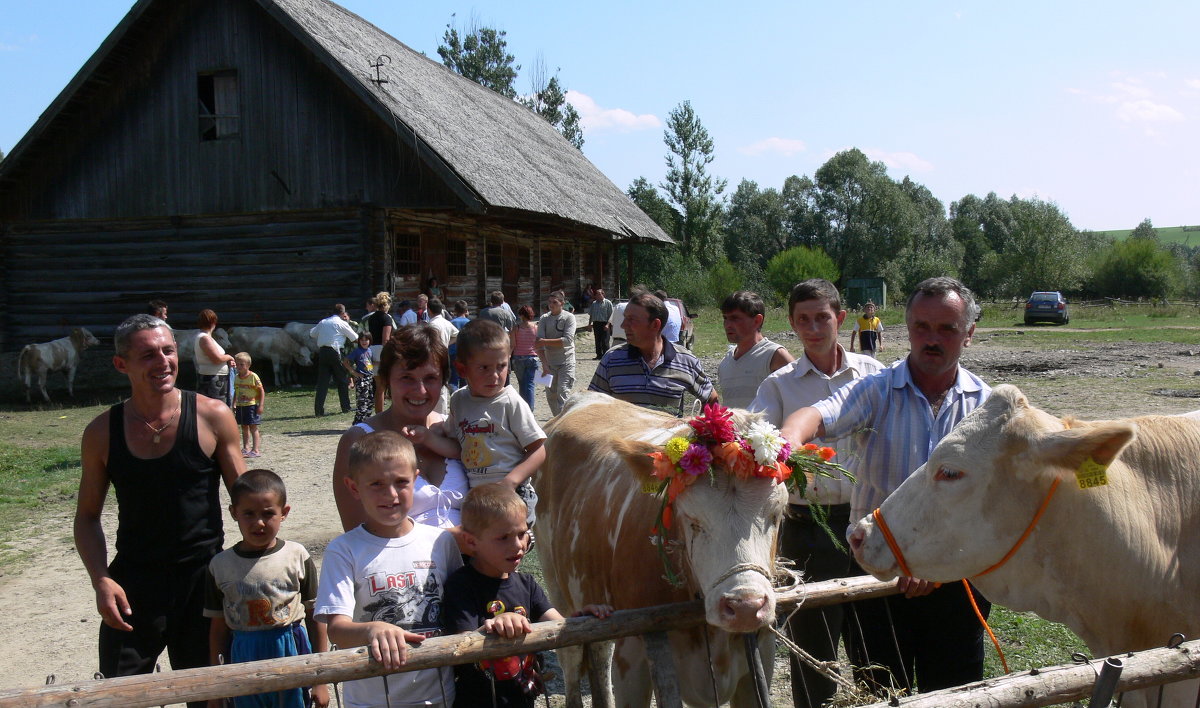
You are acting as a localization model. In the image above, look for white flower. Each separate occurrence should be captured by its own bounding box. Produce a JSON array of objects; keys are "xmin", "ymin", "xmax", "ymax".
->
[{"xmin": 745, "ymin": 421, "xmax": 786, "ymax": 466}]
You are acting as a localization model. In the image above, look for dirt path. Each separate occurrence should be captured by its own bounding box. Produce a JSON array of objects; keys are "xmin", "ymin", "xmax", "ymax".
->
[{"xmin": 5, "ymin": 330, "xmax": 1200, "ymax": 702}]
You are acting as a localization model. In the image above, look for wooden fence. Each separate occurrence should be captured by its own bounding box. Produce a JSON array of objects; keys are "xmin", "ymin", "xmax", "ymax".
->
[{"xmin": 2, "ymin": 574, "xmax": 1195, "ymax": 707}]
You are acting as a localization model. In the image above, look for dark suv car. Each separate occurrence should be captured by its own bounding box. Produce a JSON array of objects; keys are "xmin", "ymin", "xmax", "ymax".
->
[{"xmin": 1024, "ymin": 291, "xmax": 1069, "ymax": 325}]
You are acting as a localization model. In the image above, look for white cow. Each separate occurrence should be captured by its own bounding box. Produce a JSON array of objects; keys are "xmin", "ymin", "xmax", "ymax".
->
[
  {"xmin": 174, "ymin": 328, "xmax": 232, "ymax": 366},
  {"xmin": 283, "ymin": 321, "xmax": 314, "ymax": 349},
  {"xmin": 538, "ymin": 393, "xmax": 788, "ymax": 707},
  {"xmin": 17, "ymin": 328, "xmax": 100, "ymax": 403},
  {"xmin": 850, "ymin": 384, "xmax": 1200, "ymax": 707},
  {"xmin": 228, "ymin": 326, "xmax": 313, "ymax": 386}
]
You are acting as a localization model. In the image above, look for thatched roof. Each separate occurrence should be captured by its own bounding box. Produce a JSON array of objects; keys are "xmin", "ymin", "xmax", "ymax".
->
[{"xmin": 1, "ymin": 0, "xmax": 671, "ymax": 244}]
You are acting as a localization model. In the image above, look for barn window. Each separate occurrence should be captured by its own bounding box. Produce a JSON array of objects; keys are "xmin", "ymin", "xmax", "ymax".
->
[
  {"xmin": 447, "ymin": 239, "xmax": 467, "ymax": 277},
  {"xmin": 518, "ymin": 246, "xmax": 531, "ymax": 278},
  {"xmin": 198, "ymin": 70, "xmax": 239, "ymax": 141},
  {"xmin": 393, "ymin": 229, "xmax": 420, "ymax": 276},
  {"xmin": 540, "ymin": 248, "xmax": 553, "ymax": 278},
  {"xmin": 486, "ymin": 242, "xmax": 502, "ymax": 278}
]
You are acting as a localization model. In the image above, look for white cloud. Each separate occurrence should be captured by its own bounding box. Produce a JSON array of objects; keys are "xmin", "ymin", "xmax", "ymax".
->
[
  {"xmin": 738, "ymin": 137, "xmax": 807, "ymax": 157},
  {"xmin": 1116, "ymin": 99, "xmax": 1184, "ymax": 123},
  {"xmin": 862, "ymin": 149, "xmax": 934, "ymax": 173},
  {"xmin": 1111, "ymin": 81, "xmax": 1151, "ymax": 99},
  {"xmin": 1185, "ymin": 78, "xmax": 1200, "ymax": 90},
  {"xmin": 565, "ymin": 90, "xmax": 660, "ymax": 133}
]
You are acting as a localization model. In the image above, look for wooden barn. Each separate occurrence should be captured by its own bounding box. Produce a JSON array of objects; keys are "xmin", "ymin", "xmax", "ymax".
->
[{"xmin": 0, "ymin": 0, "xmax": 669, "ymax": 349}]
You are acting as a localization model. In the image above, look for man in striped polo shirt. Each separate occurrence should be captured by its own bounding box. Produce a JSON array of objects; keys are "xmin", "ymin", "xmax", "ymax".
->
[{"xmin": 588, "ymin": 289, "xmax": 717, "ymax": 416}]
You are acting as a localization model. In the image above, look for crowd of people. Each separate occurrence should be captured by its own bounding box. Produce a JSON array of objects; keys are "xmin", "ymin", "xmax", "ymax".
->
[{"xmin": 75, "ymin": 274, "xmax": 989, "ymax": 707}]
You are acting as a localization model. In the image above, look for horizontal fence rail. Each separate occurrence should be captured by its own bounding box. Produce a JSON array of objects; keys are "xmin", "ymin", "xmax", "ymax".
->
[
  {"xmin": 858, "ymin": 638, "xmax": 1200, "ymax": 708},
  {"xmin": 0, "ymin": 575, "xmax": 901, "ymax": 708}
]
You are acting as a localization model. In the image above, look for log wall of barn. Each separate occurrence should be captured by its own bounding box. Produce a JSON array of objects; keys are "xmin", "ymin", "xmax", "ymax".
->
[
  {"xmin": 0, "ymin": 0, "xmax": 460, "ymax": 222},
  {"xmin": 0, "ymin": 209, "xmax": 370, "ymax": 350},
  {"xmin": 383, "ymin": 209, "xmax": 618, "ymax": 314}
]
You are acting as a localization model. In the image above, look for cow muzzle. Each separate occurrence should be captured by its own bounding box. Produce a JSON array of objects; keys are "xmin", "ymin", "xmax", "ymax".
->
[
  {"xmin": 707, "ymin": 563, "xmax": 776, "ymax": 632},
  {"xmin": 850, "ymin": 516, "xmax": 900, "ymax": 580}
]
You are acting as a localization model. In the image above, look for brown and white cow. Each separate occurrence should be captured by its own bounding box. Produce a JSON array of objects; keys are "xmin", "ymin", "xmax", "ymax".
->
[
  {"xmin": 538, "ymin": 392, "xmax": 788, "ymax": 707},
  {"xmin": 228, "ymin": 326, "xmax": 314, "ymax": 386},
  {"xmin": 850, "ymin": 384, "xmax": 1200, "ymax": 707},
  {"xmin": 17, "ymin": 327, "xmax": 100, "ymax": 402}
]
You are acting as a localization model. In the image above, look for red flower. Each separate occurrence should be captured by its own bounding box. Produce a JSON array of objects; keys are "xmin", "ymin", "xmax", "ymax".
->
[
  {"xmin": 818, "ymin": 446, "xmax": 837, "ymax": 461},
  {"xmin": 689, "ymin": 403, "xmax": 737, "ymax": 443}
]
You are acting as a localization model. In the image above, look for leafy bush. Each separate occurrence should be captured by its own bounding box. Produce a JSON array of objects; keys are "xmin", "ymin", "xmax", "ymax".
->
[{"xmin": 765, "ymin": 247, "xmax": 839, "ymax": 301}]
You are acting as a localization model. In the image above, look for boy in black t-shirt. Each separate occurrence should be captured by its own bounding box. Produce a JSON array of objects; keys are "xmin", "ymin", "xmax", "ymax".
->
[{"xmin": 442, "ymin": 485, "xmax": 611, "ymax": 707}]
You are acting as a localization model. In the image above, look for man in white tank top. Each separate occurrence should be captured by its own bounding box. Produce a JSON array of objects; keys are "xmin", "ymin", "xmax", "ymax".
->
[{"xmin": 715, "ymin": 290, "xmax": 793, "ymax": 409}]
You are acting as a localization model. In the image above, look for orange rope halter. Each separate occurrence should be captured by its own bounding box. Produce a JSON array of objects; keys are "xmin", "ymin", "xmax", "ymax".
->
[{"xmin": 870, "ymin": 477, "xmax": 1062, "ymax": 675}]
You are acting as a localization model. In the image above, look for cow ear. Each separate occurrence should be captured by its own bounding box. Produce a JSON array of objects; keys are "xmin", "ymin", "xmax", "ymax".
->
[
  {"xmin": 612, "ymin": 438, "xmax": 659, "ymax": 484},
  {"xmin": 1032, "ymin": 421, "xmax": 1136, "ymax": 479}
]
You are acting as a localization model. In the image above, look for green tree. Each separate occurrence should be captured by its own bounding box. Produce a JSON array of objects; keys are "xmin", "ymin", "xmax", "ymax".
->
[
  {"xmin": 883, "ymin": 178, "xmax": 962, "ymax": 295},
  {"xmin": 782, "ymin": 174, "xmax": 823, "ymax": 248},
  {"xmin": 661, "ymin": 101, "xmax": 726, "ymax": 266},
  {"xmin": 724, "ymin": 179, "xmax": 788, "ymax": 271},
  {"xmin": 1002, "ymin": 197, "xmax": 1088, "ymax": 296},
  {"xmin": 812, "ymin": 149, "xmax": 915, "ymax": 285},
  {"xmin": 520, "ymin": 57, "xmax": 584, "ymax": 149},
  {"xmin": 765, "ymin": 246, "xmax": 839, "ymax": 301},
  {"xmin": 438, "ymin": 16, "xmax": 519, "ymax": 98},
  {"xmin": 1090, "ymin": 235, "xmax": 1181, "ymax": 299},
  {"xmin": 620, "ymin": 177, "xmax": 681, "ymax": 290},
  {"xmin": 1129, "ymin": 217, "xmax": 1158, "ymax": 241}
]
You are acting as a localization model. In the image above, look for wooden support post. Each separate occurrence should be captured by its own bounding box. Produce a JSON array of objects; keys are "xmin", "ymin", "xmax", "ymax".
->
[
  {"xmin": 0, "ymin": 576, "xmax": 902, "ymax": 708},
  {"xmin": 643, "ymin": 631, "xmax": 683, "ymax": 708}
]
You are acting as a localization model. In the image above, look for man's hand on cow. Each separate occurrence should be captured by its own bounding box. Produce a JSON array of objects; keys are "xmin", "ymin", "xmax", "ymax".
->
[
  {"xmin": 574, "ymin": 604, "xmax": 614, "ymax": 619},
  {"xmin": 94, "ymin": 576, "xmax": 133, "ymax": 631},
  {"xmin": 897, "ymin": 576, "xmax": 937, "ymax": 598},
  {"xmin": 483, "ymin": 612, "xmax": 532, "ymax": 639}
]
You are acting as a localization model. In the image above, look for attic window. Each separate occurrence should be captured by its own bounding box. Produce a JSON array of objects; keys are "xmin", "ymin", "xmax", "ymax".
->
[{"xmin": 198, "ymin": 70, "xmax": 239, "ymax": 141}]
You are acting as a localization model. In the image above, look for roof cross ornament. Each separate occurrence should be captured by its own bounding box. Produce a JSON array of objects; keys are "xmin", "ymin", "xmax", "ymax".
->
[{"xmin": 369, "ymin": 54, "xmax": 391, "ymax": 87}]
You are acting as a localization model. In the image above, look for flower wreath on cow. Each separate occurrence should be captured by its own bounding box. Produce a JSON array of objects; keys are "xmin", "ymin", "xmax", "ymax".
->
[{"xmin": 646, "ymin": 402, "xmax": 846, "ymax": 586}]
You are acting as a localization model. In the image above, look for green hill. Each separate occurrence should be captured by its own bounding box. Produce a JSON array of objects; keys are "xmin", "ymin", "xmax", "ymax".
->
[{"xmin": 1094, "ymin": 225, "xmax": 1200, "ymax": 246}]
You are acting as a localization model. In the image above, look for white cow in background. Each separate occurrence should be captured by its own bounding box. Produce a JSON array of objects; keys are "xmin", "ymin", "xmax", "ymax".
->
[
  {"xmin": 850, "ymin": 384, "xmax": 1200, "ymax": 707},
  {"xmin": 538, "ymin": 393, "xmax": 788, "ymax": 707},
  {"xmin": 282, "ymin": 322, "xmax": 322, "ymax": 385},
  {"xmin": 17, "ymin": 327, "xmax": 100, "ymax": 403},
  {"xmin": 228, "ymin": 326, "xmax": 313, "ymax": 386},
  {"xmin": 174, "ymin": 328, "xmax": 232, "ymax": 366}
]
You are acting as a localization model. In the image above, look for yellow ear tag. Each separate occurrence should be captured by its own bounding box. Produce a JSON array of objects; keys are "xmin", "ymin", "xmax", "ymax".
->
[
  {"xmin": 642, "ymin": 478, "xmax": 662, "ymax": 495},
  {"xmin": 1075, "ymin": 457, "xmax": 1109, "ymax": 489}
]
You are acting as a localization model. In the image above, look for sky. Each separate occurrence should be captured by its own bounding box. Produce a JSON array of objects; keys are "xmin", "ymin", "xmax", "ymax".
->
[{"xmin": 2, "ymin": 0, "xmax": 1198, "ymax": 232}]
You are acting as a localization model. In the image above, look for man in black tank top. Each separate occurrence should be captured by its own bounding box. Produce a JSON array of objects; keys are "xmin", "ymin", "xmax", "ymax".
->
[{"xmin": 76, "ymin": 315, "xmax": 244, "ymax": 704}]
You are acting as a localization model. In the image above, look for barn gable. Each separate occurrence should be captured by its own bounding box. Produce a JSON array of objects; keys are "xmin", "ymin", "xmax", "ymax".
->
[{"xmin": 0, "ymin": 0, "xmax": 669, "ymax": 349}]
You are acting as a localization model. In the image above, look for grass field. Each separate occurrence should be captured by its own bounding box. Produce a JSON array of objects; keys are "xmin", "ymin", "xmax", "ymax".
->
[{"xmin": 1096, "ymin": 225, "xmax": 1200, "ymax": 247}]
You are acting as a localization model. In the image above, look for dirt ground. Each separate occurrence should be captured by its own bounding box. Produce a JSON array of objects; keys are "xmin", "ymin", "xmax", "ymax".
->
[{"xmin": 4, "ymin": 326, "xmax": 1200, "ymax": 705}]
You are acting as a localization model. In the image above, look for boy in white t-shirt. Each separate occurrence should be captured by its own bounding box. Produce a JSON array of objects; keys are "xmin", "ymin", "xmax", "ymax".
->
[
  {"xmin": 411, "ymin": 319, "xmax": 546, "ymax": 525},
  {"xmin": 315, "ymin": 431, "xmax": 463, "ymax": 708}
]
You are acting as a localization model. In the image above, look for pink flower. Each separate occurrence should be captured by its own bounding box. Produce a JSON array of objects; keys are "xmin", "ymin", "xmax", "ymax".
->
[
  {"xmin": 776, "ymin": 441, "xmax": 792, "ymax": 463},
  {"xmin": 689, "ymin": 403, "xmax": 736, "ymax": 443},
  {"xmin": 679, "ymin": 443, "xmax": 713, "ymax": 476}
]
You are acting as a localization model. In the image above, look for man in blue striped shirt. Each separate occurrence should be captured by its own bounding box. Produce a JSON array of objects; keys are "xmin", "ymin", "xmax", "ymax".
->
[
  {"xmin": 588, "ymin": 290, "xmax": 716, "ymax": 416},
  {"xmin": 782, "ymin": 276, "xmax": 992, "ymax": 696}
]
